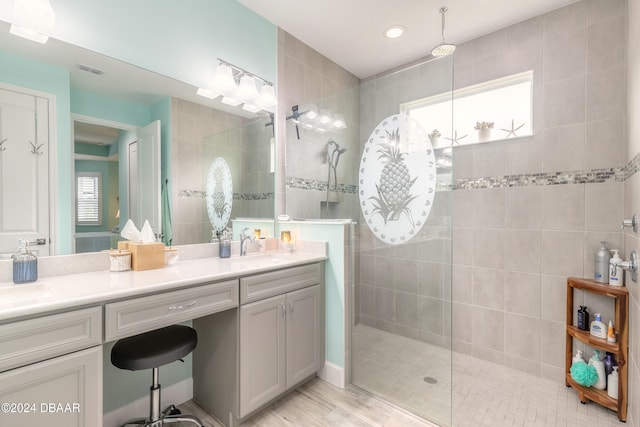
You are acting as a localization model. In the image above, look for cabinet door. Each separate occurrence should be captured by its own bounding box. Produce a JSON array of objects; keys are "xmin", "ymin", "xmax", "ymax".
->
[
  {"xmin": 286, "ymin": 284, "xmax": 322, "ymax": 388},
  {"xmin": 0, "ymin": 347, "xmax": 102, "ymax": 427},
  {"xmin": 239, "ymin": 294, "xmax": 286, "ymax": 418}
]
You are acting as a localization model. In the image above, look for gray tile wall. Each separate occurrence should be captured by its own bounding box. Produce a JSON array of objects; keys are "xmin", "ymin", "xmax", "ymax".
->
[
  {"xmin": 450, "ymin": 0, "xmax": 627, "ymax": 383},
  {"xmin": 170, "ymin": 98, "xmax": 249, "ymax": 244},
  {"xmin": 277, "ymin": 29, "xmax": 361, "ymax": 219}
]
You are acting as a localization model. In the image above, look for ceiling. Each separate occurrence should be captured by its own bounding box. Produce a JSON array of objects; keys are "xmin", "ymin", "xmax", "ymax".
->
[{"xmin": 238, "ymin": 0, "xmax": 580, "ymax": 78}]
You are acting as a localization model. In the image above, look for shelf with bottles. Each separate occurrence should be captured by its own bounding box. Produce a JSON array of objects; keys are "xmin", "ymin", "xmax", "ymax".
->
[{"xmin": 565, "ymin": 277, "xmax": 627, "ymax": 422}]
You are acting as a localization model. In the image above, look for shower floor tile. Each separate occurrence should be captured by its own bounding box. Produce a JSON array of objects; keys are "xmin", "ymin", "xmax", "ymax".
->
[{"xmin": 353, "ymin": 324, "xmax": 627, "ymax": 427}]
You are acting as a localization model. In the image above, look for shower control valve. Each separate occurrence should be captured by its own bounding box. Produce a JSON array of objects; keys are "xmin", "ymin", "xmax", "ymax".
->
[{"xmin": 621, "ymin": 214, "xmax": 637, "ymax": 232}]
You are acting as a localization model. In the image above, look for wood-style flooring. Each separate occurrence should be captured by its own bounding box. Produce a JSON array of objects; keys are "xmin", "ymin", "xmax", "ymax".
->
[{"xmin": 175, "ymin": 377, "xmax": 436, "ymax": 427}]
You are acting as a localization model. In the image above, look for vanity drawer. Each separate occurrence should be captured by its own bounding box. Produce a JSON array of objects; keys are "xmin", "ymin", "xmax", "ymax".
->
[
  {"xmin": 105, "ymin": 279, "xmax": 239, "ymax": 341},
  {"xmin": 240, "ymin": 263, "xmax": 322, "ymax": 304},
  {"xmin": 0, "ymin": 306, "xmax": 102, "ymax": 373}
]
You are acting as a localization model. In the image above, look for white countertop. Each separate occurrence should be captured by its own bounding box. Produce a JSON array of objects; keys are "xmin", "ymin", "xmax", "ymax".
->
[{"xmin": 0, "ymin": 251, "xmax": 326, "ymax": 323}]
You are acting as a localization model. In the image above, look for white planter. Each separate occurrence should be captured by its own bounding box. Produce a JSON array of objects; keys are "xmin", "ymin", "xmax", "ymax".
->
[{"xmin": 477, "ymin": 128, "xmax": 491, "ymax": 142}]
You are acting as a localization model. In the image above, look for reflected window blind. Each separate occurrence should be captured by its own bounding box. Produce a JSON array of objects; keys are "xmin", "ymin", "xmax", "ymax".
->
[{"xmin": 76, "ymin": 172, "xmax": 102, "ymax": 225}]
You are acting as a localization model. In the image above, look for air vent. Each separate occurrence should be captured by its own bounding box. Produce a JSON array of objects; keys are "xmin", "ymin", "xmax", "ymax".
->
[{"xmin": 76, "ymin": 64, "xmax": 105, "ymax": 76}]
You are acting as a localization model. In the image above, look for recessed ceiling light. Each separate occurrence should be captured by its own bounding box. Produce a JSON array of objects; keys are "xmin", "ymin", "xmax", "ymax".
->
[{"xmin": 384, "ymin": 25, "xmax": 405, "ymax": 39}]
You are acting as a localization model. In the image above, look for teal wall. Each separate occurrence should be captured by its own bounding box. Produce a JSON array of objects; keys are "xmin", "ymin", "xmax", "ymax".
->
[
  {"xmin": 47, "ymin": 0, "xmax": 277, "ymax": 86},
  {"xmin": 74, "ymin": 159, "xmax": 119, "ymax": 233},
  {"xmin": 275, "ymin": 222, "xmax": 347, "ymax": 368},
  {"xmin": 0, "ymin": 51, "xmax": 72, "ymax": 254},
  {"xmin": 71, "ymin": 89, "xmax": 151, "ymax": 126}
]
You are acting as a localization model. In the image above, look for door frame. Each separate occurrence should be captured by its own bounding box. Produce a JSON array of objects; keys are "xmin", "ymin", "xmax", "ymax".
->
[
  {"xmin": 70, "ymin": 114, "xmax": 137, "ymax": 254},
  {"xmin": 0, "ymin": 82, "xmax": 56, "ymax": 256}
]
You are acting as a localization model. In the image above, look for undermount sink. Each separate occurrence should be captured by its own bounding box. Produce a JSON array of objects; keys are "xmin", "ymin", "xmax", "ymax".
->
[
  {"xmin": 0, "ymin": 282, "xmax": 54, "ymax": 305},
  {"xmin": 227, "ymin": 252, "xmax": 295, "ymax": 270}
]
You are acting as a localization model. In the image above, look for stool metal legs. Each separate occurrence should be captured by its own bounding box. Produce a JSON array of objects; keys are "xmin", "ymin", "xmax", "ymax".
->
[{"xmin": 119, "ymin": 367, "xmax": 204, "ymax": 427}]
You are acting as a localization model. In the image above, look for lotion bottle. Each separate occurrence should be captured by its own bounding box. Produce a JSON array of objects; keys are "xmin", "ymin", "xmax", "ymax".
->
[
  {"xmin": 607, "ymin": 320, "xmax": 616, "ymax": 343},
  {"xmin": 609, "ymin": 250, "xmax": 623, "ymax": 286},
  {"xmin": 590, "ymin": 313, "xmax": 607, "ymax": 339},
  {"xmin": 607, "ymin": 366, "xmax": 619, "ymax": 399},
  {"xmin": 594, "ymin": 241, "xmax": 610, "ymax": 283},
  {"xmin": 589, "ymin": 349, "xmax": 607, "ymax": 390}
]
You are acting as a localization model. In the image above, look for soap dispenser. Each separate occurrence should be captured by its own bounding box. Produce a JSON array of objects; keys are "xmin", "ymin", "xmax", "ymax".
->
[
  {"xmin": 218, "ymin": 230, "xmax": 231, "ymax": 258},
  {"xmin": 12, "ymin": 239, "xmax": 37, "ymax": 284},
  {"xmin": 609, "ymin": 250, "xmax": 623, "ymax": 286}
]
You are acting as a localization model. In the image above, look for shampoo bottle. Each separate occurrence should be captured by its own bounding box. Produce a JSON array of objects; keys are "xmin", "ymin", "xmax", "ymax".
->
[
  {"xmin": 609, "ymin": 250, "xmax": 623, "ymax": 286},
  {"xmin": 594, "ymin": 241, "xmax": 611, "ymax": 283},
  {"xmin": 577, "ymin": 306, "xmax": 590, "ymax": 331},
  {"xmin": 218, "ymin": 230, "xmax": 231, "ymax": 258},
  {"xmin": 608, "ymin": 366, "xmax": 619, "ymax": 399},
  {"xmin": 590, "ymin": 313, "xmax": 607, "ymax": 339},
  {"xmin": 589, "ymin": 349, "xmax": 606, "ymax": 390}
]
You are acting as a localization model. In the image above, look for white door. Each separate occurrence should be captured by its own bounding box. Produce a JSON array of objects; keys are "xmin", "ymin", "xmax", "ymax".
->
[
  {"xmin": 128, "ymin": 120, "xmax": 161, "ymax": 238},
  {"xmin": 0, "ymin": 87, "xmax": 50, "ymax": 258}
]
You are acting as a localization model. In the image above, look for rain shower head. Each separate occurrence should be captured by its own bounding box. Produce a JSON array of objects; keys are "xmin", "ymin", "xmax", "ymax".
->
[{"xmin": 431, "ymin": 6, "xmax": 456, "ymax": 57}]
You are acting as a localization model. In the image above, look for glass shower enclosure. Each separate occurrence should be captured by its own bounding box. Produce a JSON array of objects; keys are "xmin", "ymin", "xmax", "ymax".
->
[{"xmin": 283, "ymin": 55, "xmax": 454, "ymax": 425}]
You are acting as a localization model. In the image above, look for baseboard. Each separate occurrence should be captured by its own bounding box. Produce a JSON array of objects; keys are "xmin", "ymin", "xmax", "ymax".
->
[
  {"xmin": 102, "ymin": 378, "xmax": 193, "ymax": 427},
  {"xmin": 318, "ymin": 361, "xmax": 345, "ymax": 388}
]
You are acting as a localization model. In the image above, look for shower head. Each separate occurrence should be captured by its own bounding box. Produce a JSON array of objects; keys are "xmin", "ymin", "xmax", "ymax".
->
[
  {"xmin": 337, "ymin": 147, "xmax": 347, "ymax": 154},
  {"xmin": 431, "ymin": 6, "xmax": 456, "ymax": 57}
]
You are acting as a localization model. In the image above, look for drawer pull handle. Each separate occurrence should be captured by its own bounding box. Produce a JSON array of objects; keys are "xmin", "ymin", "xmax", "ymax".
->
[
  {"xmin": 289, "ymin": 301, "xmax": 294, "ymax": 314},
  {"xmin": 281, "ymin": 303, "xmax": 286, "ymax": 321},
  {"xmin": 169, "ymin": 300, "xmax": 197, "ymax": 311}
]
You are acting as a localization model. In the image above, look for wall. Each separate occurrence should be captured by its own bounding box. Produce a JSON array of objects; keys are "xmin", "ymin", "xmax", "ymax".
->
[
  {"xmin": 625, "ymin": 0, "xmax": 640, "ymax": 425},
  {"xmin": 74, "ymin": 159, "xmax": 118, "ymax": 233},
  {"xmin": 0, "ymin": 0, "xmax": 276, "ymax": 87},
  {"xmin": 276, "ymin": 29, "xmax": 360, "ymax": 218},
  {"xmin": 0, "ymin": 51, "xmax": 72, "ymax": 254},
  {"xmin": 450, "ymin": 0, "xmax": 627, "ymax": 383},
  {"xmin": 170, "ymin": 98, "xmax": 249, "ymax": 245}
]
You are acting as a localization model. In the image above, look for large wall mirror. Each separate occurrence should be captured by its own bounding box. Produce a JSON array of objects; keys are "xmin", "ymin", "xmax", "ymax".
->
[{"xmin": 0, "ymin": 20, "xmax": 275, "ymax": 257}]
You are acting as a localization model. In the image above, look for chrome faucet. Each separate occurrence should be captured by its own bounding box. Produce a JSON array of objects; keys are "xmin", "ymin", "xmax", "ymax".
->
[{"xmin": 240, "ymin": 228, "xmax": 255, "ymax": 256}]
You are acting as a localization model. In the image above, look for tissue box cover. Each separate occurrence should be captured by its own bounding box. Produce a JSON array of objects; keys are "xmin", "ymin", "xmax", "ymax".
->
[{"xmin": 128, "ymin": 242, "xmax": 165, "ymax": 271}]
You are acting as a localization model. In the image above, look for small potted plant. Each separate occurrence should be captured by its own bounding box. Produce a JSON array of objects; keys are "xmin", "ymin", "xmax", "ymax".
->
[
  {"xmin": 474, "ymin": 121, "xmax": 494, "ymax": 142},
  {"xmin": 428, "ymin": 129, "xmax": 441, "ymax": 145}
]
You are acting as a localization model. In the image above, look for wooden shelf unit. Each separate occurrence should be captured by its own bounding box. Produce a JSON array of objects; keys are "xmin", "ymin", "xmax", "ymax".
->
[{"xmin": 565, "ymin": 277, "xmax": 628, "ymax": 422}]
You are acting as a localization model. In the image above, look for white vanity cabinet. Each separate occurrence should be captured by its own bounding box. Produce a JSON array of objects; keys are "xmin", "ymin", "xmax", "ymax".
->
[
  {"xmin": 193, "ymin": 262, "xmax": 324, "ymax": 426},
  {"xmin": 239, "ymin": 283, "xmax": 322, "ymax": 417},
  {"xmin": 0, "ymin": 307, "xmax": 103, "ymax": 427}
]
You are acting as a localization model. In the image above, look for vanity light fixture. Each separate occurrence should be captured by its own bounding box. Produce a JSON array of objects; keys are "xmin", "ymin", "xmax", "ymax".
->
[
  {"xmin": 332, "ymin": 114, "xmax": 347, "ymax": 129},
  {"xmin": 10, "ymin": 0, "xmax": 55, "ymax": 44},
  {"xmin": 384, "ymin": 25, "xmax": 405, "ymax": 39},
  {"xmin": 197, "ymin": 59, "xmax": 278, "ymax": 114},
  {"xmin": 256, "ymin": 84, "xmax": 277, "ymax": 108},
  {"xmin": 236, "ymin": 75, "xmax": 260, "ymax": 101},
  {"xmin": 196, "ymin": 87, "xmax": 219, "ymax": 99},
  {"xmin": 242, "ymin": 103, "xmax": 261, "ymax": 113}
]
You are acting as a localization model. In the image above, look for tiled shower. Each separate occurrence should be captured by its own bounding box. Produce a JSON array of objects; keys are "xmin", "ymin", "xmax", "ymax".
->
[{"xmin": 279, "ymin": 0, "xmax": 640, "ymax": 425}]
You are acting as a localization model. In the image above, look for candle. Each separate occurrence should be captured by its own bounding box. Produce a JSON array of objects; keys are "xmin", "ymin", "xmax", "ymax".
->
[{"xmin": 281, "ymin": 230, "xmax": 291, "ymax": 243}]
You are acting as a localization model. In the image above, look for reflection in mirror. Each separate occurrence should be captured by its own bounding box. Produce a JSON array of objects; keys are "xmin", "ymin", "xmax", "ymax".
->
[
  {"xmin": 0, "ymin": 21, "xmax": 276, "ymax": 255},
  {"xmin": 203, "ymin": 117, "xmax": 275, "ymax": 241}
]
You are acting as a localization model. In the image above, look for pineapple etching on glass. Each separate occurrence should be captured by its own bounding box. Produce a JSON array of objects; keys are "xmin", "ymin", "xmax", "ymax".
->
[
  {"xmin": 211, "ymin": 166, "xmax": 227, "ymax": 220},
  {"xmin": 359, "ymin": 113, "xmax": 436, "ymax": 245},
  {"xmin": 206, "ymin": 157, "xmax": 233, "ymax": 234},
  {"xmin": 370, "ymin": 127, "xmax": 418, "ymax": 226}
]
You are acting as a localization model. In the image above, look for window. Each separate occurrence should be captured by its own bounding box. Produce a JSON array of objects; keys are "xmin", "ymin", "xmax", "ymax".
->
[
  {"xmin": 76, "ymin": 172, "xmax": 102, "ymax": 226},
  {"xmin": 403, "ymin": 71, "xmax": 533, "ymax": 148}
]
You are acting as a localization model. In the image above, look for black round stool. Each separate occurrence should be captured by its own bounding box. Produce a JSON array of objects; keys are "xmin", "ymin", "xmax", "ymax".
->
[{"xmin": 111, "ymin": 325, "xmax": 204, "ymax": 427}]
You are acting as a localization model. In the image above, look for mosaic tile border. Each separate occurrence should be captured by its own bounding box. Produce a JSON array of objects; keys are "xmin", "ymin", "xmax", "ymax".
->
[
  {"xmin": 286, "ymin": 177, "xmax": 358, "ymax": 194},
  {"xmin": 178, "ymin": 190, "xmax": 274, "ymax": 200},
  {"xmin": 453, "ymin": 167, "xmax": 625, "ymax": 190}
]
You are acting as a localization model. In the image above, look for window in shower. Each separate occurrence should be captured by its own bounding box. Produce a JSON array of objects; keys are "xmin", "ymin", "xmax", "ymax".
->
[{"xmin": 403, "ymin": 70, "xmax": 533, "ymax": 148}]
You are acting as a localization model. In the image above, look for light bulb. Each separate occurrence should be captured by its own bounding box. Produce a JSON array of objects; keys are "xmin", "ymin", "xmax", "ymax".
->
[
  {"xmin": 212, "ymin": 63, "xmax": 236, "ymax": 94},
  {"xmin": 237, "ymin": 75, "xmax": 260, "ymax": 101}
]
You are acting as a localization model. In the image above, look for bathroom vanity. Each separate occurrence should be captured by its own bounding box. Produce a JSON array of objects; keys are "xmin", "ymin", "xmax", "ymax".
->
[{"xmin": 0, "ymin": 251, "xmax": 326, "ymax": 427}]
